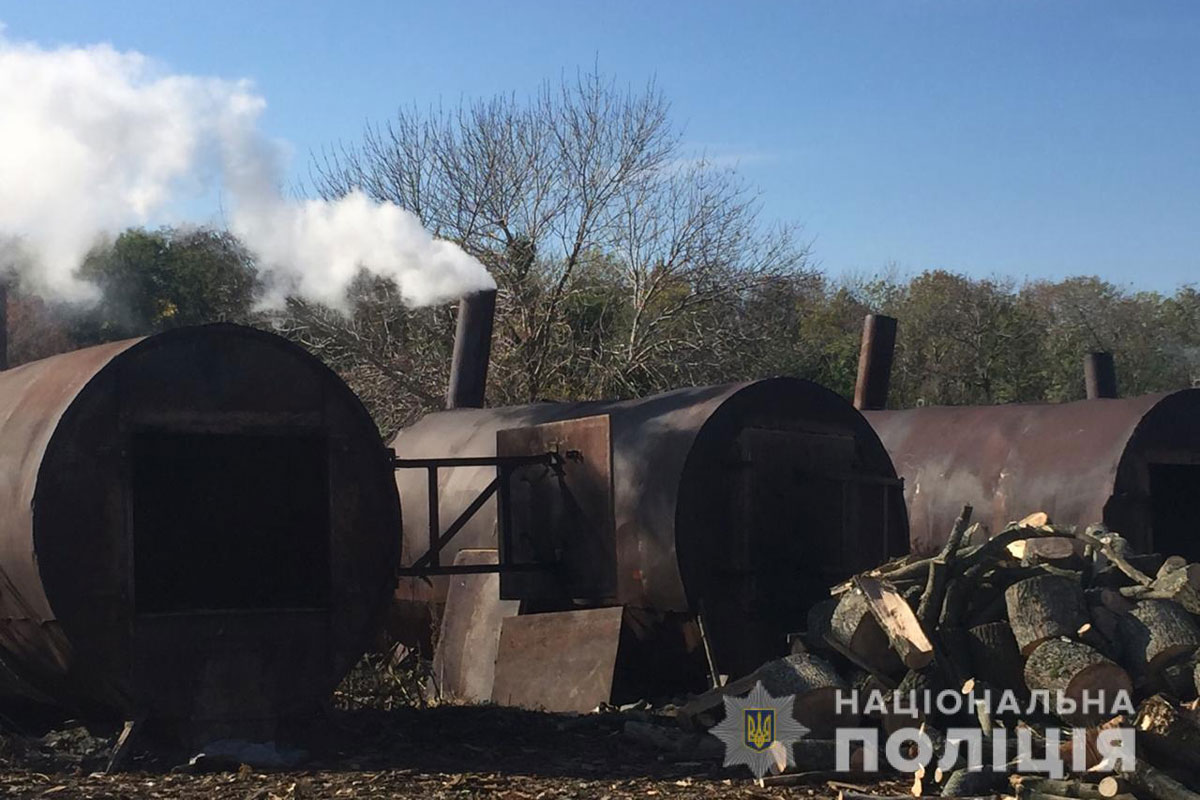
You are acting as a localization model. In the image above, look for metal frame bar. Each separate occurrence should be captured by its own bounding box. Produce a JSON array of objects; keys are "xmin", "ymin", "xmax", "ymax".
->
[{"xmin": 393, "ymin": 452, "xmax": 561, "ymax": 577}]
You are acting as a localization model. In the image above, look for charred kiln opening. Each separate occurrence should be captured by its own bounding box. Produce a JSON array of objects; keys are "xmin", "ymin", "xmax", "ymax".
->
[
  {"xmin": 1149, "ymin": 463, "xmax": 1200, "ymax": 562},
  {"xmin": 0, "ymin": 325, "xmax": 400, "ymax": 737},
  {"xmin": 132, "ymin": 432, "xmax": 332, "ymax": 614}
]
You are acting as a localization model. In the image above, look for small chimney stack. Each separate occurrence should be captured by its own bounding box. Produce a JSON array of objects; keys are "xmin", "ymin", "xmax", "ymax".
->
[
  {"xmin": 853, "ymin": 314, "xmax": 898, "ymax": 411},
  {"xmin": 1084, "ymin": 352, "xmax": 1118, "ymax": 399},
  {"xmin": 446, "ymin": 288, "xmax": 497, "ymax": 409}
]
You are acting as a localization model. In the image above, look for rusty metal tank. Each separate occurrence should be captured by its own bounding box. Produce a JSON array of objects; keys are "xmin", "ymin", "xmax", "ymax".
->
[
  {"xmin": 0, "ymin": 324, "xmax": 399, "ymax": 738},
  {"xmin": 392, "ymin": 378, "xmax": 907, "ymax": 676},
  {"xmin": 865, "ymin": 389, "xmax": 1200, "ymax": 558}
]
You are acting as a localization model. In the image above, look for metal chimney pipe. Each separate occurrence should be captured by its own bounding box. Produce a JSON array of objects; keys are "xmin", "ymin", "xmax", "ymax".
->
[
  {"xmin": 1084, "ymin": 352, "xmax": 1118, "ymax": 399},
  {"xmin": 446, "ymin": 288, "xmax": 497, "ymax": 409},
  {"xmin": 853, "ymin": 313, "xmax": 898, "ymax": 410}
]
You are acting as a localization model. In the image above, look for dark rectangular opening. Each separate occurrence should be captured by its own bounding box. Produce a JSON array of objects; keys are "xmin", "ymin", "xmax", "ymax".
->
[
  {"xmin": 132, "ymin": 431, "xmax": 332, "ymax": 614},
  {"xmin": 1150, "ymin": 463, "xmax": 1200, "ymax": 563}
]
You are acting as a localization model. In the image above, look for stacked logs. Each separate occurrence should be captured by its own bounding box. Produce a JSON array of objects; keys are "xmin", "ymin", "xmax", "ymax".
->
[{"xmin": 672, "ymin": 507, "xmax": 1200, "ymax": 799}]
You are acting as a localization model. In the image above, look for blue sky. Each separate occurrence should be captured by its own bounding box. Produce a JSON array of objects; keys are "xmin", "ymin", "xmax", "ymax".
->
[{"xmin": 2, "ymin": 1, "xmax": 1198, "ymax": 291}]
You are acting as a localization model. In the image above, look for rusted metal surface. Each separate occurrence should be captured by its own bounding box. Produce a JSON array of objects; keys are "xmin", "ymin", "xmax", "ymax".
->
[
  {"xmin": 853, "ymin": 314, "xmax": 897, "ymax": 411},
  {"xmin": 865, "ymin": 389, "xmax": 1200, "ymax": 558},
  {"xmin": 491, "ymin": 607, "xmax": 626, "ymax": 713},
  {"xmin": 393, "ymin": 377, "xmax": 907, "ymax": 677},
  {"xmin": 0, "ymin": 324, "xmax": 400, "ymax": 737},
  {"xmin": 496, "ymin": 415, "xmax": 615, "ymax": 601},
  {"xmin": 1085, "ymin": 352, "xmax": 1119, "ymax": 399},
  {"xmin": 446, "ymin": 289, "xmax": 497, "ymax": 409},
  {"xmin": 430, "ymin": 549, "xmax": 519, "ymax": 704},
  {"xmin": 393, "ymin": 451, "xmax": 561, "ymax": 576}
]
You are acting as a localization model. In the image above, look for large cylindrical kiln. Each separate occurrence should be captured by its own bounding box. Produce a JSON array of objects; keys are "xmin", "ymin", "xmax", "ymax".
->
[
  {"xmin": 865, "ymin": 389, "xmax": 1200, "ymax": 557},
  {"xmin": 0, "ymin": 325, "xmax": 400, "ymax": 738},
  {"xmin": 392, "ymin": 378, "xmax": 907, "ymax": 677}
]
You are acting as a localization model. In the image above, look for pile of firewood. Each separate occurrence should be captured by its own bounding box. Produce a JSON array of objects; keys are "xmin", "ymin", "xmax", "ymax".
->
[{"xmin": 673, "ymin": 507, "xmax": 1200, "ymax": 800}]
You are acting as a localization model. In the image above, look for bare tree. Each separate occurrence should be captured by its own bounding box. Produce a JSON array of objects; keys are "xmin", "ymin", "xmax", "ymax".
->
[{"xmin": 308, "ymin": 70, "xmax": 810, "ymax": 408}]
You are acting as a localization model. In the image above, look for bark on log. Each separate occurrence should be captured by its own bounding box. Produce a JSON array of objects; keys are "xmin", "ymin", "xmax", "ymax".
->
[
  {"xmin": 857, "ymin": 575, "xmax": 935, "ymax": 670},
  {"xmin": 1092, "ymin": 588, "xmax": 1136, "ymax": 615},
  {"xmin": 1053, "ymin": 715, "xmax": 1128, "ymax": 771},
  {"xmin": 941, "ymin": 768, "xmax": 1004, "ymax": 797},
  {"xmin": 1005, "ymin": 575, "xmax": 1089, "ymax": 655},
  {"xmin": 955, "ymin": 525, "xmax": 1063, "ymax": 577},
  {"xmin": 1088, "ymin": 607, "xmax": 1125, "ymax": 663},
  {"xmin": 1023, "ymin": 639, "xmax": 1133, "ymax": 724},
  {"xmin": 966, "ymin": 591, "xmax": 1009, "ymax": 628},
  {"xmin": 1123, "ymin": 758, "xmax": 1200, "ymax": 800},
  {"xmin": 831, "ymin": 587, "xmax": 904, "ymax": 675},
  {"xmin": 1158, "ymin": 651, "xmax": 1200, "ymax": 700},
  {"xmin": 882, "ymin": 666, "xmax": 947, "ymax": 734},
  {"xmin": 1009, "ymin": 537, "xmax": 1080, "ymax": 564},
  {"xmin": 677, "ymin": 653, "xmax": 853, "ymax": 736},
  {"xmin": 1119, "ymin": 600, "xmax": 1200, "ymax": 678},
  {"xmin": 1133, "ymin": 694, "xmax": 1200, "ymax": 772},
  {"xmin": 1011, "ymin": 777, "xmax": 1111, "ymax": 800},
  {"xmin": 1122, "ymin": 566, "xmax": 1200, "ymax": 615},
  {"xmin": 965, "ymin": 621, "xmax": 1026, "ymax": 698},
  {"xmin": 1076, "ymin": 621, "xmax": 1119, "ymax": 662}
]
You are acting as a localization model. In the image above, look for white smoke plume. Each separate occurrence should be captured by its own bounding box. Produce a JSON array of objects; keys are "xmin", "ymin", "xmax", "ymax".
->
[{"xmin": 0, "ymin": 27, "xmax": 494, "ymax": 307}]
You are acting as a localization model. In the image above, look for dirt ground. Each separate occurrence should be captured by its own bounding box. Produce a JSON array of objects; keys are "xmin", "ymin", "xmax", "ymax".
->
[{"xmin": 0, "ymin": 702, "xmax": 911, "ymax": 799}]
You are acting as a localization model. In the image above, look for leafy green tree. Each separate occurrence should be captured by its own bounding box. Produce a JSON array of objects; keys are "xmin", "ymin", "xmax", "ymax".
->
[
  {"xmin": 72, "ymin": 226, "xmax": 259, "ymax": 344},
  {"xmin": 864, "ymin": 271, "xmax": 1046, "ymax": 407}
]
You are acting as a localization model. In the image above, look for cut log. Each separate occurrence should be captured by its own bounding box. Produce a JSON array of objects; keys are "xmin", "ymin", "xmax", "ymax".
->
[
  {"xmin": 1134, "ymin": 694, "xmax": 1200, "ymax": 772},
  {"xmin": 1123, "ymin": 758, "xmax": 1200, "ymax": 800},
  {"xmin": 881, "ymin": 666, "xmax": 946, "ymax": 734},
  {"xmin": 965, "ymin": 621, "xmax": 1025, "ymax": 697},
  {"xmin": 856, "ymin": 576, "xmax": 935, "ymax": 670},
  {"xmin": 1009, "ymin": 537, "xmax": 1079, "ymax": 563},
  {"xmin": 1011, "ymin": 776, "xmax": 1110, "ymax": 800},
  {"xmin": 1019, "ymin": 511, "xmax": 1051, "ymax": 528},
  {"xmin": 1088, "ymin": 607, "xmax": 1125, "ymax": 663},
  {"xmin": 1118, "ymin": 600, "xmax": 1200, "ymax": 678},
  {"xmin": 1158, "ymin": 651, "xmax": 1200, "ymax": 700},
  {"xmin": 1098, "ymin": 777, "xmax": 1132, "ymax": 799},
  {"xmin": 1125, "ymin": 565, "xmax": 1200, "ymax": 615},
  {"xmin": 1023, "ymin": 639, "xmax": 1133, "ymax": 724},
  {"xmin": 1092, "ymin": 588, "xmax": 1136, "ymax": 615},
  {"xmin": 941, "ymin": 768, "xmax": 1004, "ymax": 797},
  {"xmin": 1057, "ymin": 715, "xmax": 1128, "ymax": 771},
  {"xmin": 1005, "ymin": 575, "xmax": 1089, "ymax": 655},
  {"xmin": 830, "ymin": 587, "xmax": 904, "ymax": 675},
  {"xmin": 677, "ymin": 652, "xmax": 854, "ymax": 737},
  {"xmin": 965, "ymin": 591, "xmax": 1009, "ymax": 627}
]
